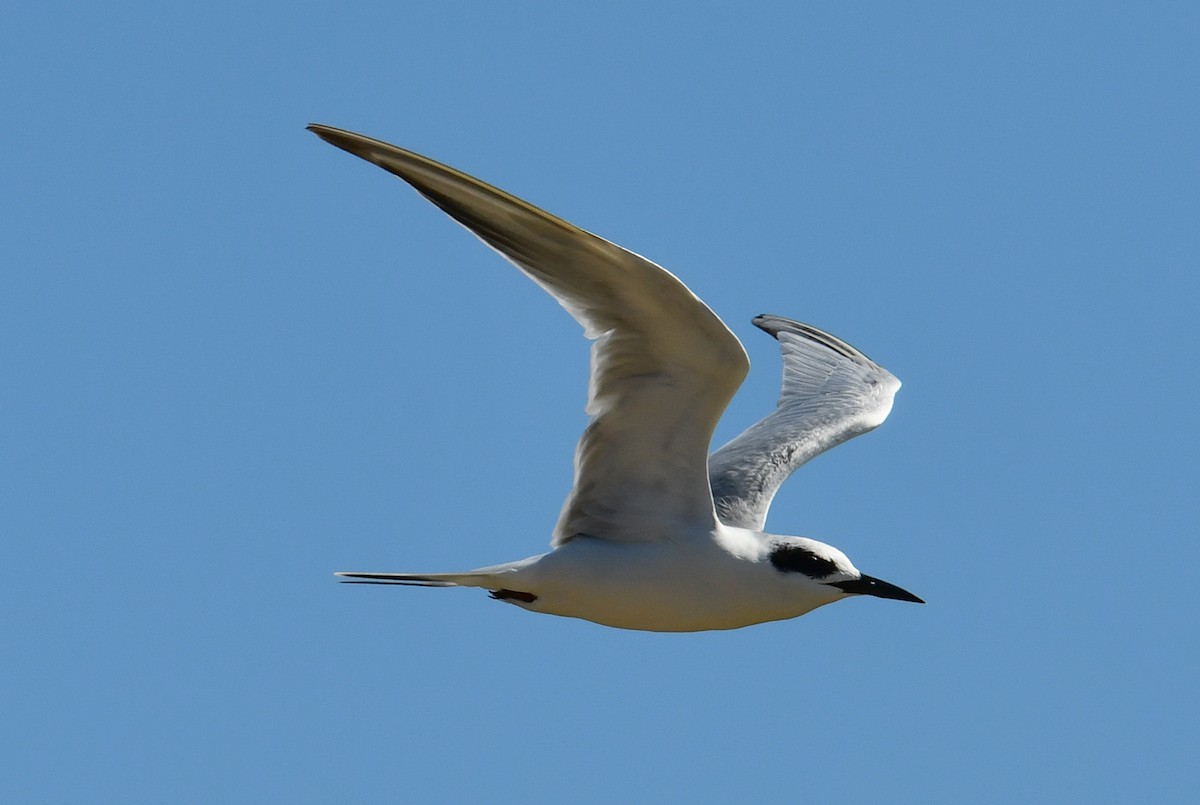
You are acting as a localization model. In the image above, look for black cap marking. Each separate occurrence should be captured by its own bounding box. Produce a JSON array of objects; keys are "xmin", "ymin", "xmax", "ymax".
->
[{"xmin": 769, "ymin": 544, "xmax": 839, "ymax": 579}]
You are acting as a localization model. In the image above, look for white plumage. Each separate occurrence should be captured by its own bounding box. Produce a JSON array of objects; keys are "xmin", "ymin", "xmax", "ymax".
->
[{"xmin": 310, "ymin": 124, "xmax": 922, "ymax": 631}]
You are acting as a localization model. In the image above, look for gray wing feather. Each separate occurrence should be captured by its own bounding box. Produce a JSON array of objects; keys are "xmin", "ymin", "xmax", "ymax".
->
[
  {"xmin": 309, "ymin": 125, "xmax": 749, "ymax": 546},
  {"xmin": 708, "ymin": 314, "xmax": 900, "ymax": 531}
]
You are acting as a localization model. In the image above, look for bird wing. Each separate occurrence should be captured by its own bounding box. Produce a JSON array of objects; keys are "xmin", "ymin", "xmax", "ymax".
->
[
  {"xmin": 309, "ymin": 125, "xmax": 749, "ymax": 546},
  {"xmin": 708, "ymin": 315, "xmax": 900, "ymax": 531}
]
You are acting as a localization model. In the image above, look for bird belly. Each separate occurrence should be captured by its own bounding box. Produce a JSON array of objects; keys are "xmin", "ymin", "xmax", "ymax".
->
[{"xmin": 506, "ymin": 538, "xmax": 829, "ymax": 632}]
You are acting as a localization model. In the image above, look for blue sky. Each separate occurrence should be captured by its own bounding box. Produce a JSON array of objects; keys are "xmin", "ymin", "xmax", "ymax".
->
[{"xmin": 4, "ymin": 2, "xmax": 1198, "ymax": 802}]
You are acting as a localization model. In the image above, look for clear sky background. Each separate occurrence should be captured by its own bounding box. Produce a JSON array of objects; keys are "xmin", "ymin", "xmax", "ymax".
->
[{"xmin": 4, "ymin": 2, "xmax": 1198, "ymax": 802}]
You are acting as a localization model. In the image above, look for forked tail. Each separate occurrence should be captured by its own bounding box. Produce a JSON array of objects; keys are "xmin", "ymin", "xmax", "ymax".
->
[
  {"xmin": 338, "ymin": 566, "xmax": 545, "ymax": 605},
  {"xmin": 336, "ymin": 569, "xmax": 540, "ymax": 604},
  {"xmin": 336, "ymin": 572, "xmax": 455, "ymax": 587},
  {"xmin": 335, "ymin": 571, "xmax": 482, "ymax": 587},
  {"xmin": 335, "ymin": 557, "xmax": 541, "ymax": 591}
]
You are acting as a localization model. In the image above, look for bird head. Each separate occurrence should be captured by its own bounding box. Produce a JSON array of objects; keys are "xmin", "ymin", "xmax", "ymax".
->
[{"xmin": 768, "ymin": 538, "xmax": 924, "ymax": 604}]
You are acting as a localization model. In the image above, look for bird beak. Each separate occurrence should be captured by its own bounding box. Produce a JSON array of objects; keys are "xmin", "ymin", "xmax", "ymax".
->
[{"xmin": 830, "ymin": 574, "xmax": 924, "ymax": 603}]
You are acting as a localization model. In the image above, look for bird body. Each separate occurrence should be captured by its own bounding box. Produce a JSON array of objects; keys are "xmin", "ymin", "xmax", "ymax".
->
[
  {"xmin": 345, "ymin": 529, "xmax": 856, "ymax": 632},
  {"xmin": 309, "ymin": 124, "xmax": 923, "ymax": 632}
]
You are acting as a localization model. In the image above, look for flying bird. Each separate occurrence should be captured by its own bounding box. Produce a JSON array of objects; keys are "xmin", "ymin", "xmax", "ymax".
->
[{"xmin": 309, "ymin": 124, "xmax": 922, "ymax": 631}]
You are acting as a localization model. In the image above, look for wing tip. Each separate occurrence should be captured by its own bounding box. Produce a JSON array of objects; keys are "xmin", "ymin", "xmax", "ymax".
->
[
  {"xmin": 753, "ymin": 314, "xmax": 866, "ymax": 361},
  {"xmin": 306, "ymin": 122, "xmax": 340, "ymax": 142},
  {"xmin": 307, "ymin": 123, "xmax": 381, "ymax": 160}
]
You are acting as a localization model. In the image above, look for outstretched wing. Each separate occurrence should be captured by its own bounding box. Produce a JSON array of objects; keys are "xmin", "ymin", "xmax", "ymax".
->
[
  {"xmin": 708, "ymin": 315, "xmax": 900, "ymax": 531},
  {"xmin": 309, "ymin": 125, "xmax": 749, "ymax": 546}
]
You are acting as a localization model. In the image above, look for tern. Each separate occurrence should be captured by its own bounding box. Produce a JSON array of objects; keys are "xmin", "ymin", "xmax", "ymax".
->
[{"xmin": 310, "ymin": 124, "xmax": 923, "ymax": 632}]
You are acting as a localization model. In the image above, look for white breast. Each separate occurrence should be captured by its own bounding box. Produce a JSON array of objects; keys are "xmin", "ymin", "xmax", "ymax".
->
[{"xmin": 503, "ymin": 529, "xmax": 842, "ymax": 631}]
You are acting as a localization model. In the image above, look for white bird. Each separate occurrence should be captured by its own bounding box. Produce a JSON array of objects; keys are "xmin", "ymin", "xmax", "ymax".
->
[{"xmin": 310, "ymin": 124, "xmax": 923, "ymax": 632}]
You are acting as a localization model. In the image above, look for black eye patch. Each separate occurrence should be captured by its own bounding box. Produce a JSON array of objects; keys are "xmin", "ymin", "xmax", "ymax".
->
[{"xmin": 769, "ymin": 544, "xmax": 839, "ymax": 578}]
